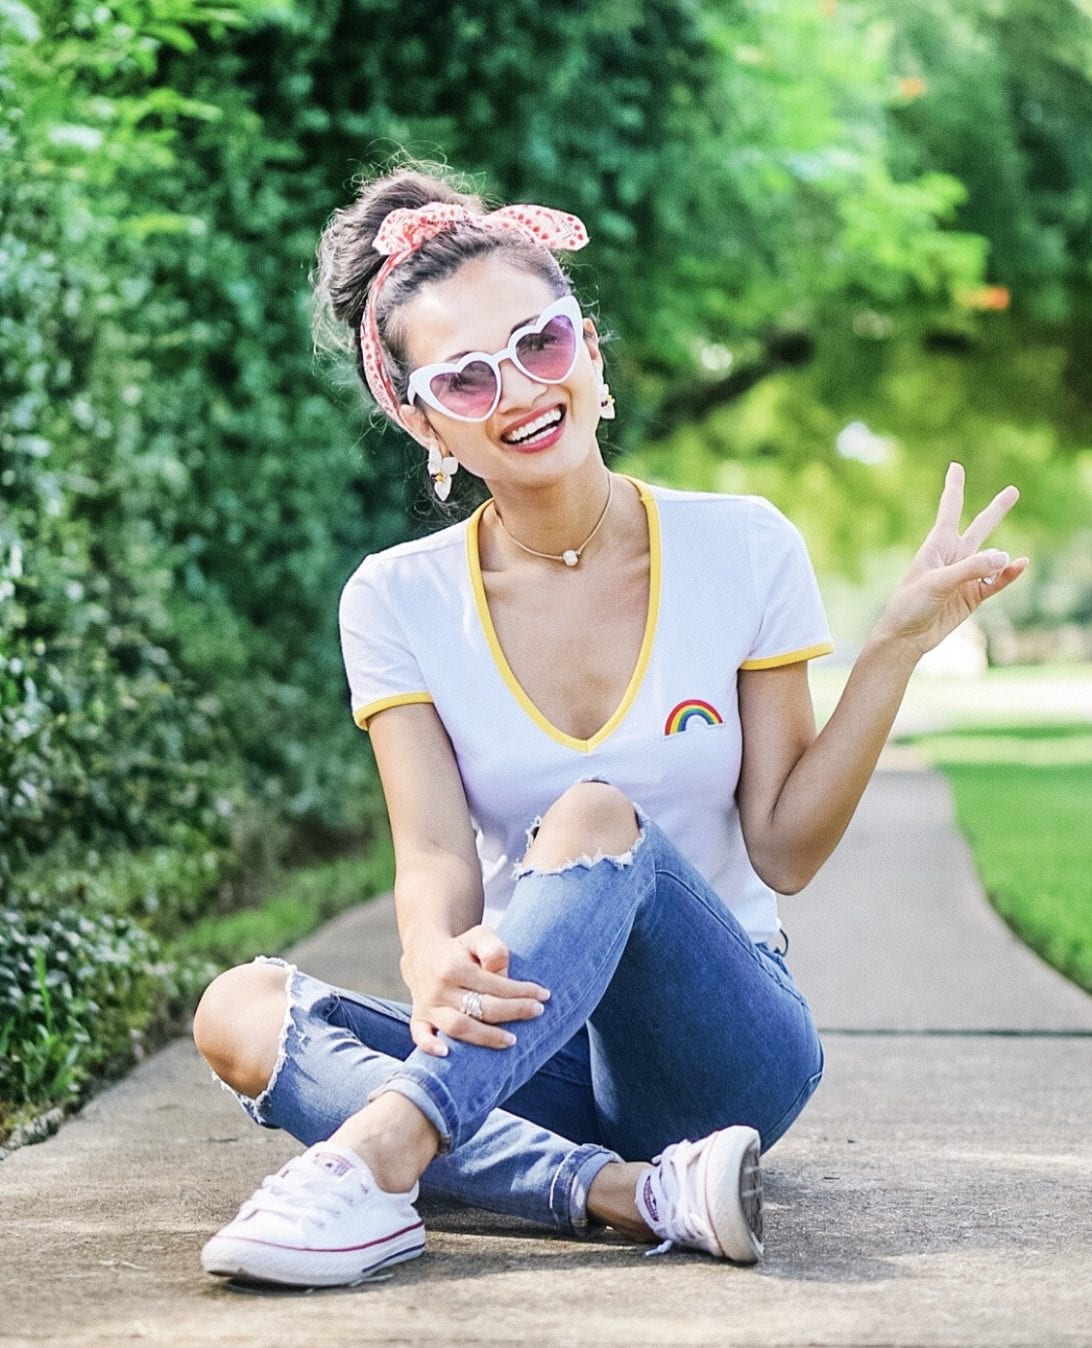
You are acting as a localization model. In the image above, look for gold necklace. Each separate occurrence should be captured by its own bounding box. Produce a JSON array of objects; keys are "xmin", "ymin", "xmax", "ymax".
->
[{"xmin": 493, "ymin": 476, "xmax": 613, "ymax": 568}]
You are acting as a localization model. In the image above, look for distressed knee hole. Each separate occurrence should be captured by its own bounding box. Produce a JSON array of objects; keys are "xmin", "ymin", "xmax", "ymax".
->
[
  {"xmin": 516, "ymin": 782, "xmax": 644, "ymax": 878},
  {"xmin": 193, "ymin": 958, "xmax": 291, "ymax": 1100}
]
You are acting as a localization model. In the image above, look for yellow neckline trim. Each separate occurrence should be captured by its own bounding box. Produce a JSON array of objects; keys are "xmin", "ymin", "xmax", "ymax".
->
[{"xmin": 466, "ymin": 474, "xmax": 661, "ymax": 754}]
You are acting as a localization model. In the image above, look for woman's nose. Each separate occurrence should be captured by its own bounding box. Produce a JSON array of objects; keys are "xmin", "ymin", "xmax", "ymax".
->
[{"xmin": 494, "ymin": 355, "xmax": 546, "ymax": 409}]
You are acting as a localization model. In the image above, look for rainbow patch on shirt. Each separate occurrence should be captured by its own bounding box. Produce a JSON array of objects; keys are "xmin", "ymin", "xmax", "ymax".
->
[{"xmin": 663, "ymin": 699, "xmax": 724, "ymax": 735}]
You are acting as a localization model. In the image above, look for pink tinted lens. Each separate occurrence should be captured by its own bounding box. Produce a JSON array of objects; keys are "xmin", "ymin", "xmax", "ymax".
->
[
  {"xmin": 429, "ymin": 360, "xmax": 498, "ymax": 418},
  {"xmin": 515, "ymin": 313, "xmax": 577, "ymax": 381}
]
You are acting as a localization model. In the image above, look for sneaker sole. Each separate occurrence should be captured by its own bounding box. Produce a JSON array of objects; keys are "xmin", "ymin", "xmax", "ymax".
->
[
  {"xmin": 704, "ymin": 1126, "xmax": 764, "ymax": 1264},
  {"xmin": 201, "ymin": 1222, "xmax": 425, "ymax": 1288}
]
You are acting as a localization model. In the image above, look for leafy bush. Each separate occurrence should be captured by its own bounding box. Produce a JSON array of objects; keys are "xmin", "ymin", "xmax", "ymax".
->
[
  {"xmin": 0, "ymin": 842, "xmax": 394, "ymax": 1140},
  {"xmin": 0, "ymin": 904, "xmax": 170, "ymax": 1117}
]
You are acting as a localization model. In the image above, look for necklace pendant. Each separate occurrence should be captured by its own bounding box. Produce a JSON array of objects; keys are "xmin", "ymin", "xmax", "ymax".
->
[{"xmin": 562, "ymin": 549, "xmax": 579, "ymax": 567}]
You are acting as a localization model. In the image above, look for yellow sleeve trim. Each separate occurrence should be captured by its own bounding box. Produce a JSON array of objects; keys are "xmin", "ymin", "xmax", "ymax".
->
[
  {"xmin": 740, "ymin": 641, "xmax": 835, "ymax": 671},
  {"xmin": 352, "ymin": 692, "xmax": 434, "ymax": 730}
]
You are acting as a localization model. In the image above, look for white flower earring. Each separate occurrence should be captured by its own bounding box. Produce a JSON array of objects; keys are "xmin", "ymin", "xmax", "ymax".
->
[
  {"xmin": 427, "ymin": 444, "xmax": 460, "ymax": 501},
  {"xmin": 599, "ymin": 382, "xmax": 616, "ymax": 421}
]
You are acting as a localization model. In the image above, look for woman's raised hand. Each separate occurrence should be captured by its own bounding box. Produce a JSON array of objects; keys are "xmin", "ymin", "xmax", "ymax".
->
[
  {"xmin": 874, "ymin": 462, "xmax": 1028, "ymax": 660},
  {"xmin": 400, "ymin": 925, "xmax": 551, "ymax": 1057}
]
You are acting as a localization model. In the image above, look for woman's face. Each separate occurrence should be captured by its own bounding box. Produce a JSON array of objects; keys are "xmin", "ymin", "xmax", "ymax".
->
[{"xmin": 396, "ymin": 255, "xmax": 605, "ymax": 490}]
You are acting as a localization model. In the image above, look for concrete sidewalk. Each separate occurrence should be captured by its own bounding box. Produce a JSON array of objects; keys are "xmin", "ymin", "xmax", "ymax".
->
[{"xmin": 2, "ymin": 758, "xmax": 1091, "ymax": 1346}]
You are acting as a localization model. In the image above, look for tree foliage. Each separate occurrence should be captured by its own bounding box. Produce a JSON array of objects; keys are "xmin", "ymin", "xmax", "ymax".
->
[{"xmin": 628, "ymin": 0, "xmax": 1092, "ymax": 608}]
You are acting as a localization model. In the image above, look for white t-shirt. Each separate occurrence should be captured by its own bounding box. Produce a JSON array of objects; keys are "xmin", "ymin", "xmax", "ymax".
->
[{"xmin": 338, "ymin": 477, "xmax": 833, "ymax": 944}]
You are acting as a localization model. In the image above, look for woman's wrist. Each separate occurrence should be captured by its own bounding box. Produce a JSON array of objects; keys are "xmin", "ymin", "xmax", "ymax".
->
[
  {"xmin": 399, "ymin": 922, "xmax": 457, "ymax": 963},
  {"xmin": 393, "ymin": 871, "xmax": 483, "ymax": 954},
  {"xmin": 859, "ymin": 620, "xmax": 925, "ymax": 679}
]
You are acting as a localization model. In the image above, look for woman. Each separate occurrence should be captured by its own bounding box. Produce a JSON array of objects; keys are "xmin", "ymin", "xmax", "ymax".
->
[{"xmin": 192, "ymin": 166, "xmax": 1025, "ymax": 1287}]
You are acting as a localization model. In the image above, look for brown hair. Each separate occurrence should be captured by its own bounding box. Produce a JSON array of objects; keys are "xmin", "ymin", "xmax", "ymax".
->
[{"xmin": 312, "ymin": 160, "xmax": 573, "ymax": 415}]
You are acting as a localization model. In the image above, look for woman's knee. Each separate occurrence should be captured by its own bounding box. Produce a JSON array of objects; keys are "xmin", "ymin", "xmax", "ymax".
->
[
  {"xmin": 192, "ymin": 961, "xmax": 288, "ymax": 1098},
  {"xmin": 524, "ymin": 781, "xmax": 640, "ymax": 869}
]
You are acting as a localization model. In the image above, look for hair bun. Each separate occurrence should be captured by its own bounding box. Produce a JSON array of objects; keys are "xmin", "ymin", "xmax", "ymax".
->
[{"xmin": 312, "ymin": 163, "xmax": 485, "ymax": 356}]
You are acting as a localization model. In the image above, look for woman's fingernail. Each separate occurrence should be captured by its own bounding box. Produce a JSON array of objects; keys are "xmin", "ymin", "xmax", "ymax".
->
[
  {"xmin": 531, "ymin": 1002, "xmax": 544, "ymax": 1017},
  {"xmin": 436, "ymin": 1044, "xmax": 449, "ymax": 1057},
  {"xmin": 503, "ymin": 1032, "xmax": 517, "ymax": 1046},
  {"xmin": 538, "ymin": 989, "xmax": 551, "ymax": 1001},
  {"xmin": 987, "ymin": 550, "xmax": 1009, "ymax": 567}
]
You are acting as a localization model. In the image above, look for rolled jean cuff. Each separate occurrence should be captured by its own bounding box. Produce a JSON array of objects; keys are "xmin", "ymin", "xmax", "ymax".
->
[
  {"xmin": 375, "ymin": 1066, "xmax": 460, "ymax": 1155},
  {"xmin": 551, "ymin": 1143, "xmax": 620, "ymax": 1235}
]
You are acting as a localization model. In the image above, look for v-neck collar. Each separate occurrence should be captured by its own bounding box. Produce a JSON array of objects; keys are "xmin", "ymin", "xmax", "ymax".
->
[{"xmin": 465, "ymin": 475, "xmax": 661, "ymax": 754}]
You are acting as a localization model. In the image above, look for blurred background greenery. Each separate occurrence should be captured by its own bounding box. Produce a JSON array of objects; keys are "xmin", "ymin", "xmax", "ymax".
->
[{"xmin": 2, "ymin": 0, "xmax": 1090, "ymax": 1139}]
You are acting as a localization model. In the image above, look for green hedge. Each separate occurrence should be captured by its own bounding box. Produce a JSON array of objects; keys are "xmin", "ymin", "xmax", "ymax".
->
[
  {"xmin": 0, "ymin": 0, "xmax": 405, "ymax": 1137},
  {"xmin": 0, "ymin": 838, "xmax": 394, "ymax": 1140},
  {"xmin": 0, "ymin": 905, "xmax": 167, "ymax": 1114}
]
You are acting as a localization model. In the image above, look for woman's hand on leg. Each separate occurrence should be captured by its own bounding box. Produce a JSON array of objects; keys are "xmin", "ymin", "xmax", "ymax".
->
[{"xmin": 400, "ymin": 925, "xmax": 550, "ymax": 1057}]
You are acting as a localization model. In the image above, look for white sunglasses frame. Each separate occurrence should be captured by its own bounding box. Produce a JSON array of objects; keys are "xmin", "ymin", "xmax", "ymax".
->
[{"xmin": 405, "ymin": 295, "xmax": 585, "ymax": 423}]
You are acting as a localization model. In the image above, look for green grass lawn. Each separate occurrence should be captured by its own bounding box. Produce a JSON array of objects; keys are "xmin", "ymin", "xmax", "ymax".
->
[
  {"xmin": 171, "ymin": 832, "xmax": 394, "ymax": 973},
  {"xmin": 912, "ymin": 723, "xmax": 1092, "ymax": 995}
]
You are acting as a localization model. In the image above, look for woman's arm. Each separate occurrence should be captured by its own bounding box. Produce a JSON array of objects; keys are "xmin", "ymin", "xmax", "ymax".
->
[
  {"xmin": 369, "ymin": 702, "xmax": 550, "ymax": 1055},
  {"xmin": 737, "ymin": 463, "xmax": 1028, "ymax": 895}
]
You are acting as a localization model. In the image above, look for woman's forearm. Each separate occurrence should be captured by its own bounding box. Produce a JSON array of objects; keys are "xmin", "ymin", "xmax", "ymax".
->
[
  {"xmin": 753, "ymin": 632, "xmax": 919, "ymax": 894},
  {"xmin": 393, "ymin": 852, "xmax": 486, "ymax": 954},
  {"xmin": 747, "ymin": 464, "xmax": 1027, "ymax": 895}
]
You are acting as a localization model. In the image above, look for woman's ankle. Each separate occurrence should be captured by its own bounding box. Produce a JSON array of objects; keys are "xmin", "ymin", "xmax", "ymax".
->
[
  {"xmin": 586, "ymin": 1160, "xmax": 653, "ymax": 1240},
  {"xmin": 328, "ymin": 1091, "xmax": 440, "ymax": 1193}
]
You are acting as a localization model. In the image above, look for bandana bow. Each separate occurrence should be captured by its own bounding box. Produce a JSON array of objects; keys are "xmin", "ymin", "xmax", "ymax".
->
[{"xmin": 359, "ymin": 201, "xmax": 589, "ymax": 423}]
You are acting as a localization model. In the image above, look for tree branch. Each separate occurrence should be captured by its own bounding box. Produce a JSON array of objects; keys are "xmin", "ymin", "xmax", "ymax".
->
[{"xmin": 652, "ymin": 330, "xmax": 815, "ymax": 437}]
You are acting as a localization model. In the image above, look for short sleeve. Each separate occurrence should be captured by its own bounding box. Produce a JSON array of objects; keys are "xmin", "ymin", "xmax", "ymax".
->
[
  {"xmin": 740, "ymin": 498, "xmax": 834, "ymax": 670},
  {"xmin": 338, "ymin": 557, "xmax": 433, "ymax": 730}
]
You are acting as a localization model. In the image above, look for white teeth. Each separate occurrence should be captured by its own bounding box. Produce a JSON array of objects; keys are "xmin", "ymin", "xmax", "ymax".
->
[{"xmin": 503, "ymin": 408, "xmax": 563, "ymax": 444}]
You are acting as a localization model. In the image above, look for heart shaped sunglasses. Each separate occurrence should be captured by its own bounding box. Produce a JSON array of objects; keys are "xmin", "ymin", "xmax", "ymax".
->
[{"xmin": 405, "ymin": 295, "xmax": 583, "ymax": 422}]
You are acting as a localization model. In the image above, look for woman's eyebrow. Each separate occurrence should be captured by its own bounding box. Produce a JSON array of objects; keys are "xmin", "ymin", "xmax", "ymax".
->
[{"xmin": 443, "ymin": 313, "xmax": 539, "ymax": 363}]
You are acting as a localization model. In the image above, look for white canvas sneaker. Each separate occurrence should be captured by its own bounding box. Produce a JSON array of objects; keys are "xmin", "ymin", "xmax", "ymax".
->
[
  {"xmin": 634, "ymin": 1124, "xmax": 764, "ymax": 1263},
  {"xmin": 201, "ymin": 1143, "xmax": 425, "ymax": 1287}
]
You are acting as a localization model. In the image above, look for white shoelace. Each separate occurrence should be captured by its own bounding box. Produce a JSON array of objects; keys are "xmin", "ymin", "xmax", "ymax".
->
[
  {"xmin": 240, "ymin": 1160, "xmax": 363, "ymax": 1226},
  {"xmin": 640, "ymin": 1139, "xmax": 715, "ymax": 1257}
]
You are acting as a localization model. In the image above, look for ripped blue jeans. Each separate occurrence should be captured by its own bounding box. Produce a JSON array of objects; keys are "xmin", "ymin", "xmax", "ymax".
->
[{"xmin": 219, "ymin": 807, "xmax": 823, "ymax": 1235}]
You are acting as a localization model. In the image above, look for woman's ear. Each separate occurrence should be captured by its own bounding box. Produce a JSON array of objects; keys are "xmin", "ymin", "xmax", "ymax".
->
[{"xmin": 398, "ymin": 402, "xmax": 442, "ymax": 452}]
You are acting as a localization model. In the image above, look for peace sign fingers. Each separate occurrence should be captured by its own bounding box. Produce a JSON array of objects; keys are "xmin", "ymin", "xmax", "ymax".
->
[
  {"xmin": 961, "ymin": 481, "xmax": 1021, "ymax": 552},
  {"xmin": 933, "ymin": 461, "xmax": 967, "ymax": 534}
]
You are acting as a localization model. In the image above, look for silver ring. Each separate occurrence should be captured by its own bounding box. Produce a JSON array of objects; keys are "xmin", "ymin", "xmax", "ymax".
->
[{"xmin": 461, "ymin": 990, "xmax": 485, "ymax": 1021}]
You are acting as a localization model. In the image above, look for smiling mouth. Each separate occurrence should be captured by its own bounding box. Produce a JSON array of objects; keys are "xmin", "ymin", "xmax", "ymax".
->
[{"xmin": 501, "ymin": 405, "xmax": 565, "ymax": 447}]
